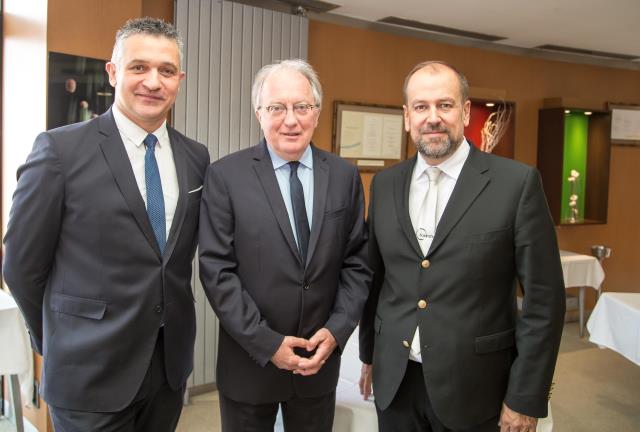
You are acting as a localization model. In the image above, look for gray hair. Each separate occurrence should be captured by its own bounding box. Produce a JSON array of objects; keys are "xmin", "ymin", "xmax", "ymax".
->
[
  {"xmin": 111, "ymin": 17, "xmax": 183, "ymax": 66},
  {"xmin": 403, "ymin": 60, "xmax": 469, "ymax": 104},
  {"xmin": 251, "ymin": 59, "xmax": 323, "ymax": 111}
]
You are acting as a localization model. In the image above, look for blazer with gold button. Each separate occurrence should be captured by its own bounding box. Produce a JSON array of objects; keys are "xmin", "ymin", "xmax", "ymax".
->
[{"xmin": 359, "ymin": 145, "xmax": 566, "ymax": 430}]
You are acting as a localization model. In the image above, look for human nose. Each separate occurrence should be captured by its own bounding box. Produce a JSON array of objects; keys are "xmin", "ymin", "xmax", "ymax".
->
[
  {"xmin": 143, "ymin": 69, "xmax": 161, "ymax": 90},
  {"xmin": 425, "ymin": 107, "xmax": 440, "ymax": 124},
  {"xmin": 283, "ymin": 106, "xmax": 299, "ymax": 126}
]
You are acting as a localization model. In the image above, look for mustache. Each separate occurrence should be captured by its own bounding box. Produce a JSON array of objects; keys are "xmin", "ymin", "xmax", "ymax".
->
[{"xmin": 420, "ymin": 125, "xmax": 449, "ymax": 134}]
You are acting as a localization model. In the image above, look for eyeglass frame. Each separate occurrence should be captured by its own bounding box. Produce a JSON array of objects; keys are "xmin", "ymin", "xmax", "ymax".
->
[{"xmin": 257, "ymin": 103, "xmax": 320, "ymax": 118}]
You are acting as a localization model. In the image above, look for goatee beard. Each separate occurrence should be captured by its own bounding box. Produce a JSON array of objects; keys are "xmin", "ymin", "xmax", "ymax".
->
[{"xmin": 416, "ymin": 132, "xmax": 459, "ymax": 160}]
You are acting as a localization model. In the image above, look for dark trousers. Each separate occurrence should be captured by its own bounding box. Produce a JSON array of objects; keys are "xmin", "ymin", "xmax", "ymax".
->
[
  {"xmin": 376, "ymin": 361, "xmax": 499, "ymax": 432},
  {"xmin": 219, "ymin": 390, "xmax": 336, "ymax": 432},
  {"xmin": 49, "ymin": 328, "xmax": 185, "ymax": 432}
]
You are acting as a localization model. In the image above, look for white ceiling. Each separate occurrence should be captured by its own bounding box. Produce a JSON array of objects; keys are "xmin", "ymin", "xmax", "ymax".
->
[{"xmin": 325, "ymin": 0, "xmax": 640, "ymax": 60}]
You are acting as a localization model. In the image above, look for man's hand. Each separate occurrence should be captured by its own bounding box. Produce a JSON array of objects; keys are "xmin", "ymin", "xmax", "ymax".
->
[
  {"xmin": 499, "ymin": 403, "xmax": 538, "ymax": 432},
  {"xmin": 359, "ymin": 363, "xmax": 373, "ymax": 400},
  {"xmin": 294, "ymin": 328, "xmax": 337, "ymax": 376},
  {"xmin": 271, "ymin": 336, "xmax": 308, "ymax": 370}
]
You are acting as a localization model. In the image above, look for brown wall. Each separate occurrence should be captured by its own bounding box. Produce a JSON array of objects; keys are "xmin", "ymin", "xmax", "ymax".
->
[
  {"xmin": 307, "ymin": 20, "xmax": 640, "ymax": 299},
  {"xmin": 48, "ymin": 0, "xmax": 173, "ymax": 60}
]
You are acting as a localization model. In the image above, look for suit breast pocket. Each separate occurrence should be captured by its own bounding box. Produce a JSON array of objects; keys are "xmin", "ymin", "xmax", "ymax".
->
[
  {"xmin": 187, "ymin": 185, "xmax": 203, "ymax": 205},
  {"xmin": 324, "ymin": 205, "xmax": 346, "ymax": 221},
  {"xmin": 466, "ymin": 228, "xmax": 514, "ymax": 280}
]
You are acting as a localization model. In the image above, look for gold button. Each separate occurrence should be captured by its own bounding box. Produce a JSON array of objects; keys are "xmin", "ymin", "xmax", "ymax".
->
[
  {"xmin": 418, "ymin": 299, "xmax": 428, "ymax": 309},
  {"xmin": 402, "ymin": 340, "xmax": 410, "ymax": 348},
  {"xmin": 421, "ymin": 259, "xmax": 430, "ymax": 269}
]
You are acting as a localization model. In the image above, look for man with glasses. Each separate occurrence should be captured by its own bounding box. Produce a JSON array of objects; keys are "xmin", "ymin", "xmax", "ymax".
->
[{"xmin": 199, "ymin": 59, "xmax": 371, "ymax": 431}]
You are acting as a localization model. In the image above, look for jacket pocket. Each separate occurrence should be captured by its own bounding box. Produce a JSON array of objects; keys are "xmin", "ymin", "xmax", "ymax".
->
[
  {"xmin": 324, "ymin": 206, "xmax": 346, "ymax": 221},
  {"xmin": 475, "ymin": 328, "xmax": 515, "ymax": 353},
  {"xmin": 374, "ymin": 315, "xmax": 382, "ymax": 334},
  {"xmin": 50, "ymin": 292, "xmax": 107, "ymax": 320}
]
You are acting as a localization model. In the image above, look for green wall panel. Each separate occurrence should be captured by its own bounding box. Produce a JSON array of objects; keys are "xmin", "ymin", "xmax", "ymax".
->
[{"xmin": 561, "ymin": 114, "xmax": 588, "ymax": 223}]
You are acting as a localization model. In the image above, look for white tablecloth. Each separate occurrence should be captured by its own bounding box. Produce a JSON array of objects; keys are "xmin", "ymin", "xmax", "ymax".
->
[
  {"xmin": 559, "ymin": 250, "xmax": 605, "ymax": 337},
  {"xmin": 587, "ymin": 292, "xmax": 640, "ymax": 366},
  {"xmin": 334, "ymin": 330, "xmax": 377, "ymax": 432},
  {"xmin": 0, "ymin": 289, "xmax": 34, "ymax": 403},
  {"xmin": 560, "ymin": 251, "xmax": 605, "ymax": 290}
]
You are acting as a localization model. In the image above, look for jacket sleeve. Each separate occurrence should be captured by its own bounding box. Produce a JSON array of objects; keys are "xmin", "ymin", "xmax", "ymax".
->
[
  {"xmin": 198, "ymin": 164, "xmax": 284, "ymax": 367},
  {"xmin": 505, "ymin": 167, "xmax": 566, "ymax": 417},
  {"xmin": 359, "ymin": 174, "xmax": 384, "ymax": 364},
  {"xmin": 323, "ymin": 165, "xmax": 372, "ymax": 351},
  {"xmin": 3, "ymin": 132, "xmax": 65, "ymax": 354}
]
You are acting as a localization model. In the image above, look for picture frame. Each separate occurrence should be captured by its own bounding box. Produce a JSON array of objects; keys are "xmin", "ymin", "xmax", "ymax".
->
[
  {"xmin": 332, "ymin": 101, "xmax": 407, "ymax": 171},
  {"xmin": 608, "ymin": 103, "xmax": 640, "ymax": 146},
  {"xmin": 47, "ymin": 51, "xmax": 113, "ymax": 130}
]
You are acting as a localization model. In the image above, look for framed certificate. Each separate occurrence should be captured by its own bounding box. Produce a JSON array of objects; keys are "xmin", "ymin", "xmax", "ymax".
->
[
  {"xmin": 609, "ymin": 103, "xmax": 640, "ymax": 146},
  {"xmin": 332, "ymin": 101, "xmax": 408, "ymax": 171}
]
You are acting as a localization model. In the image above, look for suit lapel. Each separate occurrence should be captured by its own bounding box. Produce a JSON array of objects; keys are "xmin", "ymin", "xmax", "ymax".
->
[
  {"xmin": 162, "ymin": 128, "xmax": 188, "ymax": 263},
  {"xmin": 394, "ymin": 156, "xmax": 423, "ymax": 257},
  {"xmin": 97, "ymin": 110, "xmax": 161, "ymax": 257},
  {"xmin": 252, "ymin": 140, "xmax": 302, "ymax": 265},
  {"xmin": 306, "ymin": 145, "xmax": 328, "ymax": 268},
  {"xmin": 428, "ymin": 146, "xmax": 490, "ymax": 256}
]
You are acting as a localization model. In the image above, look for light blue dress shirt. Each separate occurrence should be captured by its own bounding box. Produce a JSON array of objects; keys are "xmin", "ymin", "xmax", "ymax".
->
[{"xmin": 267, "ymin": 144, "xmax": 314, "ymax": 247}]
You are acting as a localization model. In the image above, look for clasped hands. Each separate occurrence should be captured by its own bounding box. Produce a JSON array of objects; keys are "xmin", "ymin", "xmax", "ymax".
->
[{"xmin": 270, "ymin": 328, "xmax": 337, "ymax": 376}]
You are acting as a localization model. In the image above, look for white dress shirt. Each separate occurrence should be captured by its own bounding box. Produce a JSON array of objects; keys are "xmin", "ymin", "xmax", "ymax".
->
[
  {"xmin": 112, "ymin": 105, "xmax": 179, "ymax": 241},
  {"xmin": 408, "ymin": 139, "xmax": 471, "ymax": 362}
]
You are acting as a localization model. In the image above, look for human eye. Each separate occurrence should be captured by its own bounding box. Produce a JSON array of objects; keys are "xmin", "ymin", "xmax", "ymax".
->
[
  {"xmin": 413, "ymin": 104, "xmax": 427, "ymax": 113},
  {"xmin": 159, "ymin": 66, "xmax": 177, "ymax": 77},
  {"xmin": 130, "ymin": 64, "xmax": 146, "ymax": 73},
  {"xmin": 267, "ymin": 105, "xmax": 286, "ymax": 114},
  {"xmin": 438, "ymin": 101, "xmax": 454, "ymax": 110},
  {"xmin": 293, "ymin": 104, "xmax": 312, "ymax": 115}
]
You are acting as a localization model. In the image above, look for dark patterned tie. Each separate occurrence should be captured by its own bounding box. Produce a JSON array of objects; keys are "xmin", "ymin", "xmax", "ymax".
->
[
  {"xmin": 144, "ymin": 134, "xmax": 166, "ymax": 254},
  {"xmin": 288, "ymin": 161, "xmax": 310, "ymax": 264}
]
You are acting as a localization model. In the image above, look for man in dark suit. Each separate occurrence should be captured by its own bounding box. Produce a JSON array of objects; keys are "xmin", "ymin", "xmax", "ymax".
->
[
  {"xmin": 199, "ymin": 59, "xmax": 371, "ymax": 432},
  {"xmin": 3, "ymin": 18, "xmax": 209, "ymax": 431},
  {"xmin": 359, "ymin": 61, "xmax": 566, "ymax": 432}
]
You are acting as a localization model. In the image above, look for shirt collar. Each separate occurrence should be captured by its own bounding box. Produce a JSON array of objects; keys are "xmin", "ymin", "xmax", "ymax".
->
[
  {"xmin": 413, "ymin": 138, "xmax": 470, "ymax": 182},
  {"xmin": 112, "ymin": 104, "xmax": 168, "ymax": 148},
  {"xmin": 267, "ymin": 143, "xmax": 314, "ymax": 171}
]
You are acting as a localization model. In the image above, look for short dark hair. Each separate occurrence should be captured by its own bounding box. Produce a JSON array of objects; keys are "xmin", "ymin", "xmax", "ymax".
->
[
  {"xmin": 111, "ymin": 17, "xmax": 183, "ymax": 65},
  {"xmin": 402, "ymin": 61, "xmax": 469, "ymax": 104}
]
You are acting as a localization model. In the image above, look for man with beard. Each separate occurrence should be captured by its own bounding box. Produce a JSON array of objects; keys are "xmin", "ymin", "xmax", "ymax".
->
[{"xmin": 358, "ymin": 61, "xmax": 565, "ymax": 432}]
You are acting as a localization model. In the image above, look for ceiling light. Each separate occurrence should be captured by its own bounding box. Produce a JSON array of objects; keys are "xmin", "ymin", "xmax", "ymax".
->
[
  {"xmin": 485, "ymin": 102, "xmax": 495, "ymax": 107},
  {"xmin": 584, "ymin": 111, "xmax": 592, "ymax": 116}
]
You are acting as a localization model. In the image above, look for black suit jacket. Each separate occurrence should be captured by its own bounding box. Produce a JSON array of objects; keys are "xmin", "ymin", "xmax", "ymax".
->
[
  {"xmin": 199, "ymin": 139, "xmax": 371, "ymax": 404},
  {"xmin": 3, "ymin": 109, "xmax": 210, "ymax": 411},
  {"xmin": 360, "ymin": 145, "xmax": 566, "ymax": 429}
]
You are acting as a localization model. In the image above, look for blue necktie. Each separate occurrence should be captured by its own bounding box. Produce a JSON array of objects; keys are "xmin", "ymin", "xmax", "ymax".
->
[
  {"xmin": 289, "ymin": 161, "xmax": 310, "ymax": 264},
  {"xmin": 144, "ymin": 134, "xmax": 166, "ymax": 254}
]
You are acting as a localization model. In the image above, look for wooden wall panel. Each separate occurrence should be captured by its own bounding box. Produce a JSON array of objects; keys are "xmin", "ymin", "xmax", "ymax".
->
[{"xmin": 48, "ymin": 0, "xmax": 142, "ymax": 60}]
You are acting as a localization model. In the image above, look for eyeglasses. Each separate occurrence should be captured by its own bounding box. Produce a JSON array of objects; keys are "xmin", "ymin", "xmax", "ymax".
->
[{"xmin": 259, "ymin": 103, "xmax": 318, "ymax": 118}]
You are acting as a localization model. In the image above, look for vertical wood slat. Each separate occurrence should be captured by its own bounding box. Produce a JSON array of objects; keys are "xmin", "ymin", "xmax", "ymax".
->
[
  {"xmin": 174, "ymin": 0, "xmax": 308, "ymax": 389},
  {"xmin": 250, "ymin": 9, "xmax": 263, "ymax": 144},
  {"xmin": 229, "ymin": 3, "xmax": 243, "ymax": 154},
  {"xmin": 218, "ymin": 1, "xmax": 233, "ymax": 160},
  {"xmin": 239, "ymin": 5, "xmax": 254, "ymax": 151}
]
